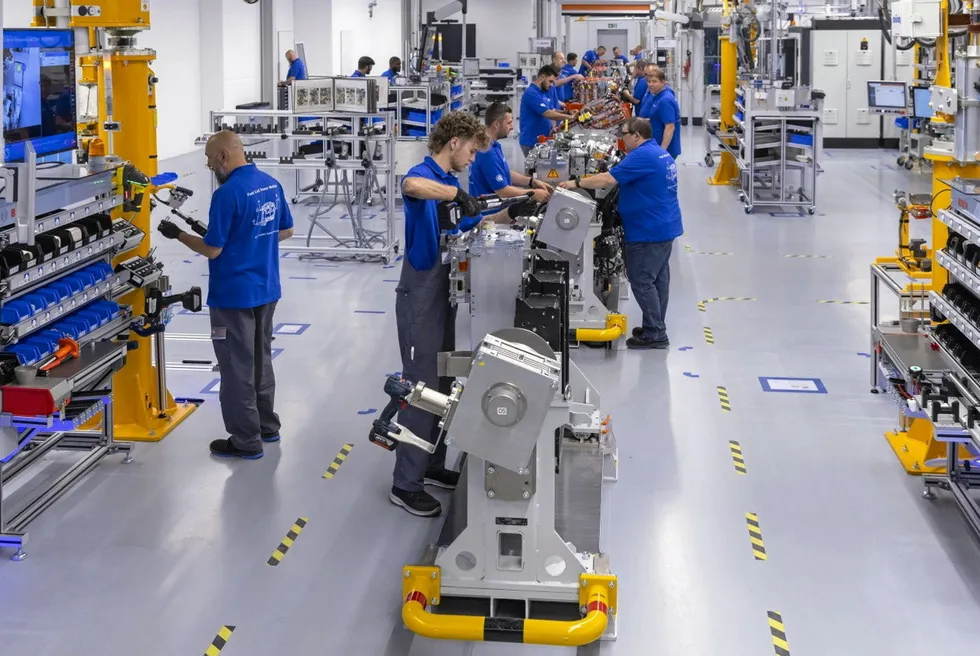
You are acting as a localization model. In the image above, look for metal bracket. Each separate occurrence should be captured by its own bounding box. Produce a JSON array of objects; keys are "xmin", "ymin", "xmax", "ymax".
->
[
  {"xmin": 403, "ymin": 565, "xmax": 441, "ymax": 606},
  {"xmin": 438, "ymin": 351, "xmax": 474, "ymax": 378}
]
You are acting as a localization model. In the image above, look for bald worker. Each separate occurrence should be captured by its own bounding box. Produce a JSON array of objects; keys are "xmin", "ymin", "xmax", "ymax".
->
[
  {"xmin": 158, "ymin": 131, "xmax": 295, "ymax": 460},
  {"xmin": 282, "ymin": 50, "xmax": 307, "ymax": 85}
]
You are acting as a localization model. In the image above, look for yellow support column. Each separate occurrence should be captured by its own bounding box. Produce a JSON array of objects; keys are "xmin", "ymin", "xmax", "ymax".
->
[{"xmin": 709, "ymin": 19, "xmax": 739, "ymax": 185}]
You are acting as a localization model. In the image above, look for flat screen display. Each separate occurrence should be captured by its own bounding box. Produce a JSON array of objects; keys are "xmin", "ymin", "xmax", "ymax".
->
[
  {"xmin": 3, "ymin": 29, "xmax": 77, "ymax": 162},
  {"xmin": 867, "ymin": 80, "xmax": 908, "ymax": 110},
  {"xmin": 913, "ymin": 86, "xmax": 934, "ymax": 119}
]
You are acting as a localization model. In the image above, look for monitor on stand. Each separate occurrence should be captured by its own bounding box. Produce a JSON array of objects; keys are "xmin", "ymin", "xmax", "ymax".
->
[{"xmin": 866, "ymin": 80, "xmax": 908, "ymax": 115}]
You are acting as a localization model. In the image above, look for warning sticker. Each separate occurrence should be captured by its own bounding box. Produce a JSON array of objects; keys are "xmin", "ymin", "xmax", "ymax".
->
[{"xmin": 547, "ymin": 169, "xmax": 560, "ymax": 179}]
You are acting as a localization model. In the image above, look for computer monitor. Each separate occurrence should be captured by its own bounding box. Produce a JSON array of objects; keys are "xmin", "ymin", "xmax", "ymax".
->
[
  {"xmin": 3, "ymin": 29, "xmax": 77, "ymax": 162},
  {"xmin": 912, "ymin": 86, "xmax": 934, "ymax": 119},
  {"xmin": 867, "ymin": 80, "xmax": 908, "ymax": 114}
]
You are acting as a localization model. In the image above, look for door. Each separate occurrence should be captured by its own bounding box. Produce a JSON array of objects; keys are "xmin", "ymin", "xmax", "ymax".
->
[
  {"xmin": 596, "ymin": 29, "xmax": 629, "ymax": 57},
  {"xmin": 810, "ymin": 31, "xmax": 849, "ymax": 140}
]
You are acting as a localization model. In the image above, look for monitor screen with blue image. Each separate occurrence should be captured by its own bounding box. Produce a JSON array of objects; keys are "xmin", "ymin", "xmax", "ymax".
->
[
  {"xmin": 913, "ymin": 86, "xmax": 934, "ymax": 119},
  {"xmin": 3, "ymin": 29, "xmax": 77, "ymax": 162}
]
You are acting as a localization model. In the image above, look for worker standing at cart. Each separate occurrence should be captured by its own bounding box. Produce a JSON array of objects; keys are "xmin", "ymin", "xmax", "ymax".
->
[
  {"xmin": 391, "ymin": 112, "xmax": 535, "ymax": 517},
  {"xmin": 518, "ymin": 65, "xmax": 577, "ymax": 157},
  {"xmin": 381, "ymin": 57, "xmax": 401, "ymax": 82},
  {"xmin": 157, "ymin": 131, "xmax": 295, "ymax": 459},
  {"xmin": 621, "ymin": 60, "xmax": 650, "ymax": 110},
  {"xmin": 612, "ymin": 47, "xmax": 629, "ymax": 65},
  {"xmin": 470, "ymin": 102, "xmax": 552, "ymax": 208},
  {"xmin": 550, "ymin": 52, "xmax": 584, "ymax": 108},
  {"xmin": 579, "ymin": 45, "xmax": 606, "ymax": 75},
  {"xmin": 281, "ymin": 50, "xmax": 306, "ymax": 85},
  {"xmin": 351, "ymin": 56, "xmax": 375, "ymax": 77},
  {"xmin": 638, "ymin": 67, "xmax": 682, "ymax": 160},
  {"xmin": 559, "ymin": 117, "xmax": 682, "ymax": 350}
]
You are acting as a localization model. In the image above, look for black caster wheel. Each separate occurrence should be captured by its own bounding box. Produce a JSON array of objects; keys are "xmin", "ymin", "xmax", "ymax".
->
[
  {"xmin": 904, "ymin": 160, "xmax": 914, "ymax": 170},
  {"xmin": 744, "ymin": 206, "xmax": 753, "ymax": 214},
  {"xmin": 806, "ymin": 208, "xmax": 815, "ymax": 216},
  {"xmin": 897, "ymin": 156, "xmax": 906, "ymax": 166},
  {"xmin": 704, "ymin": 155, "xmax": 715, "ymax": 167},
  {"xmin": 870, "ymin": 388, "xmax": 880, "ymax": 394},
  {"xmin": 291, "ymin": 198, "xmax": 298, "ymax": 205}
]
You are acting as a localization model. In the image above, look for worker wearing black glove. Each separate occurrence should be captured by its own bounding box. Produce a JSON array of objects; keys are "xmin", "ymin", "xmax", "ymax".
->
[
  {"xmin": 507, "ymin": 197, "xmax": 539, "ymax": 220},
  {"xmin": 453, "ymin": 187, "xmax": 484, "ymax": 218},
  {"xmin": 158, "ymin": 219, "xmax": 183, "ymax": 240}
]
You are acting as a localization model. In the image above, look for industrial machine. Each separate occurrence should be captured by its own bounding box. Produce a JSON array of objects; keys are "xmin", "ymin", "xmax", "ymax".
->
[
  {"xmin": 369, "ymin": 197, "xmax": 619, "ymax": 646},
  {"xmin": 0, "ymin": 1, "xmax": 203, "ymax": 559}
]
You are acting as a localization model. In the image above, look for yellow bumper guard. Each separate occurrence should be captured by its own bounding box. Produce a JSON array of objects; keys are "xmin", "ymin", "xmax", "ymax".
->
[{"xmin": 575, "ymin": 313, "xmax": 627, "ymax": 343}]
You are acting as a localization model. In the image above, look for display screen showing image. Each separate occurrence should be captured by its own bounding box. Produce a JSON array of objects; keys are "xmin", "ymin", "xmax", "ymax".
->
[
  {"xmin": 3, "ymin": 29, "xmax": 77, "ymax": 162},
  {"xmin": 867, "ymin": 81, "xmax": 907, "ymax": 109},
  {"xmin": 913, "ymin": 86, "xmax": 934, "ymax": 119}
]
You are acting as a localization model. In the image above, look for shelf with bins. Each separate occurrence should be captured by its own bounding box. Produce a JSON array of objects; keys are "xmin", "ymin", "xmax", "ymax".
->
[{"xmin": 930, "ymin": 290, "xmax": 980, "ymax": 353}]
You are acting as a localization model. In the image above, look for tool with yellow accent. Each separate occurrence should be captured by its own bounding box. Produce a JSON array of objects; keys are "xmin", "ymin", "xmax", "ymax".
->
[{"xmin": 369, "ymin": 329, "xmax": 618, "ymax": 646}]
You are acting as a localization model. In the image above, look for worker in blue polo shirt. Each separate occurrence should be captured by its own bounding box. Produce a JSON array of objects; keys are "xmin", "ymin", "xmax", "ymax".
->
[
  {"xmin": 351, "ymin": 56, "xmax": 374, "ymax": 77},
  {"xmin": 559, "ymin": 117, "xmax": 682, "ymax": 350},
  {"xmin": 621, "ymin": 60, "xmax": 650, "ymax": 110},
  {"xmin": 381, "ymin": 56, "xmax": 401, "ymax": 82},
  {"xmin": 158, "ymin": 131, "xmax": 295, "ymax": 458},
  {"xmin": 470, "ymin": 102, "xmax": 552, "ymax": 210},
  {"xmin": 281, "ymin": 50, "xmax": 306, "ymax": 85},
  {"xmin": 560, "ymin": 53, "xmax": 582, "ymax": 102},
  {"xmin": 638, "ymin": 67, "xmax": 682, "ymax": 159},
  {"xmin": 631, "ymin": 45, "xmax": 645, "ymax": 61},
  {"xmin": 518, "ymin": 65, "xmax": 577, "ymax": 157},
  {"xmin": 391, "ymin": 112, "xmax": 535, "ymax": 517},
  {"xmin": 612, "ymin": 47, "xmax": 629, "ymax": 65},
  {"xmin": 579, "ymin": 45, "xmax": 606, "ymax": 75},
  {"xmin": 550, "ymin": 52, "xmax": 584, "ymax": 108}
]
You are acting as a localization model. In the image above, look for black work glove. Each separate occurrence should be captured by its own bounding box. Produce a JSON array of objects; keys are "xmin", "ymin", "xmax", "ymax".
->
[
  {"xmin": 507, "ymin": 198, "xmax": 539, "ymax": 220},
  {"xmin": 454, "ymin": 187, "xmax": 483, "ymax": 218},
  {"xmin": 158, "ymin": 220, "xmax": 183, "ymax": 240}
]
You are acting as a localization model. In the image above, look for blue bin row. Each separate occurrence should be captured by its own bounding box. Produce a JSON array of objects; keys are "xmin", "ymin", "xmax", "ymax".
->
[
  {"xmin": 2, "ymin": 301, "xmax": 122, "ymax": 365},
  {"xmin": 451, "ymin": 85, "xmax": 464, "ymax": 97},
  {"xmin": 0, "ymin": 262, "xmax": 115, "ymax": 326},
  {"xmin": 788, "ymin": 133, "xmax": 814, "ymax": 147},
  {"xmin": 405, "ymin": 108, "xmax": 444, "ymax": 125},
  {"xmin": 451, "ymin": 101, "xmax": 464, "ymax": 111}
]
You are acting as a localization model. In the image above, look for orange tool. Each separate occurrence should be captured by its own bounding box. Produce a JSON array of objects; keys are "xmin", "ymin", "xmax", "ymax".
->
[{"xmin": 39, "ymin": 338, "xmax": 80, "ymax": 373}]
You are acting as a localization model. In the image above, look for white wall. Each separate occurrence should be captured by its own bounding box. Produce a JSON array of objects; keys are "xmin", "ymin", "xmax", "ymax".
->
[
  {"xmin": 2, "ymin": 0, "xmax": 32, "ymax": 27},
  {"xmin": 221, "ymin": 0, "xmax": 262, "ymax": 108},
  {"xmin": 294, "ymin": 0, "xmax": 333, "ymax": 76},
  {"xmin": 422, "ymin": 0, "xmax": 534, "ymax": 60},
  {"xmin": 143, "ymin": 0, "xmax": 204, "ymax": 160},
  {"xmin": 566, "ymin": 18, "xmax": 644, "ymax": 60},
  {"xmin": 332, "ymin": 0, "xmax": 403, "ymax": 76}
]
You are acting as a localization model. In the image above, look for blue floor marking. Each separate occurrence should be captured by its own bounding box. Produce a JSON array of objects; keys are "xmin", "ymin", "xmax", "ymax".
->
[
  {"xmin": 357, "ymin": 408, "xmax": 378, "ymax": 415},
  {"xmin": 273, "ymin": 323, "xmax": 311, "ymax": 335},
  {"xmin": 271, "ymin": 348, "xmax": 284, "ymax": 360},
  {"xmin": 396, "ymin": 255, "xmax": 403, "ymax": 262},
  {"xmin": 183, "ymin": 260, "xmax": 192, "ymax": 264},
  {"xmin": 201, "ymin": 379, "xmax": 221, "ymax": 394},
  {"xmin": 354, "ymin": 310, "xmax": 386, "ymax": 314},
  {"xmin": 678, "ymin": 346, "xmax": 694, "ymax": 352},
  {"xmin": 857, "ymin": 352, "xmax": 871, "ymax": 358},
  {"xmin": 382, "ymin": 265, "xmax": 396, "ymax": 269},
  {"xmin": 386, "ymin": 371, "xmax": 402, "ymax": 378},
  {"xmin": 759, "ymin": 376, "xmax": 828, "ymax": 394},
  {"xmin": 683, "ymin": 372, "xmax": 700, "ymax": 378},
  {"xmin": 383, "ymin": 279, "xmax": 399, "ymax": 283}
]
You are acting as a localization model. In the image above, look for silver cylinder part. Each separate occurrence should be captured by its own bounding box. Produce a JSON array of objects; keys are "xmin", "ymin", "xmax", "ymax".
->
[
  {"xmin": 482, "ymin": 383, "xmax": 527, "ymax": 428},
  {"xmin": 412, "ymin": 384, "xmax": 452, "ymax": 418}
]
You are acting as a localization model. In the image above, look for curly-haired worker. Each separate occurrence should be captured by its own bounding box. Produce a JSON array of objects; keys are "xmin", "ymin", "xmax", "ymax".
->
[{"xmin": 391, "ymin": 112, "xmax": 535, "ymax": 517}]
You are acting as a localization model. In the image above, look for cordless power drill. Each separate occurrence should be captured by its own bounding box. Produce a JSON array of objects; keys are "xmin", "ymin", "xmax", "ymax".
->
[
  {"xmin": 437, "ymin": 191, "xmax": 536, "ymax": 231},
  {"xmin": 368, "ymin": 376, "xmax": 416, "ymax": 451}
]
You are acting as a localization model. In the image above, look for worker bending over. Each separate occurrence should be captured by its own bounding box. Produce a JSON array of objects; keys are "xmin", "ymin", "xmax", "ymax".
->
[
  {"xmin": 470, "ymin": 102, "xmax": 552, "ymax": 207},
  {"xmin": 559, "ymin": 118, "xmax": 682, "ymax": 350},
  {"xmin": 158, "ymin": 131, "xmax": 295, "ymax": 458},
  {"xmin": 550, "ymin": 52, "xmax": 584, "ymax": 108},
  {"xmin": 518, "ymin": 65, "xmax": 576, "ymax": 157},
  {"xmin": 352, "ymin": 56, "xmax": 374, "ymax": 77},
  {"xmin": 382, "ymin": 57, "xmax": 401, "ymax": 81},
  {"xmin": 392, "ymin": 112, "xmax": 534, "ymax": 517},
  {"xmin": 638, "ymin": 68, "xmax": 682, "ymax": 160},
  {"xmin": 579, "ymin": 45, "xmax": 606, "ymax": 75},
  {"xmin": 281, "ymin": 50, "xmax": 306, "ymax": 85},
  {"xmin": 630, "ymin": 45, "xmax": 645, "ymax": 61}
]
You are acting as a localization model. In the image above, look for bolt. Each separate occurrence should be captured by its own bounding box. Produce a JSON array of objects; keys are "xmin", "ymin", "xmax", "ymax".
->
[
  {"xmin": 404, "ymin": 570, "xmax": 411, "ymax": 578},
  {"xmin": 914, "ymin": 461, "xmax": 921, "ymax": 470},
  {"xmin": 609, "ymin": 581, "xmax": 615, "ymax": 588},
  {"xmin": 581, "ymin": 580, "xmax": 587, "ymax": 587},
  {"xmin": 580, "ymin": 605, "xmax": 587, "ymax": 614},
  {"xmin": 522, "ymin": 491, "xmax": 530, "ymax": 499},
  {"xmin": 432, "ymin": 597, "xmax": 439, "ymax": 604},
  {"xmin": 487, "ymin": 466, "xmax": 496, "ymax": 474},
  {"xmin": 430, "ymin": 571, "xmax": 437, "ymax": 579},
  {"xmin": 487, "ymin": 490, "xmax": 495, "ymax": 498},
  {"xmin": 445, "ymin": 438, "xmax": 452, "ymax": 446}
]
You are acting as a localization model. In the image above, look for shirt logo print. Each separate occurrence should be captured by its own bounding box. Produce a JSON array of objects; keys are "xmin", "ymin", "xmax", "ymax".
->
[
  {"xmin": 255, "ymin": 200, "xmax": 277, "ymax": 227},
  {"xmin": 495, "ymin": 174, "xmax": 504, "ymax": 183}
]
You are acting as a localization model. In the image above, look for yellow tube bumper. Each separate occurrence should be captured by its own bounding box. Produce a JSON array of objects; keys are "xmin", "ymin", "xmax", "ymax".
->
[
  {"xmin": 401, "ymin": 566, "xmax": 617, "ymax": 646},
  {"xmin": 575, "ymin": 314, "xmax": 627, "ymax": 343}
]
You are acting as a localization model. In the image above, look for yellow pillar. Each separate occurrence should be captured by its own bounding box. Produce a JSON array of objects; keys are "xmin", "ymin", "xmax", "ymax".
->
[{"xmin": 708, "ymin": 35, "xmax": 739, "ymax": 185}]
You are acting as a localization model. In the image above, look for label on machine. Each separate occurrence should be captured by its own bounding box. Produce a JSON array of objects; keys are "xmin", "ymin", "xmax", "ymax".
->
[{"xmin": 495, "ymin": 517, "xmax": 529, "ymax": 526}]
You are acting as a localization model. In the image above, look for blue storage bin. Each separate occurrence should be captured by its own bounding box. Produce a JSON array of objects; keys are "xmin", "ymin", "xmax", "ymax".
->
[
  {"xmin": 7, "ymin": 344, "xmax": 41, "ymax": 365},
  {"xmin": 451, "ymin": 85, "xmax": 463, "ymax": 96},
  {"xmin": 22, "ymin": 338, "xmax": 55, "ymax": 360},
  {"xmin": 406, "ymin": 128, "xmax": 427, "ymax": 137},
  {"xmin": 49, "ymin": 280, "xmax": 74, "ymax": 301},
  {"xmin": 64, "ymin": 315, "xmax": 94, "ymax": 336},
  {"xmin": 789, "ymin": 133, "xmax": 813, "ymax": 146},
  {"xmin": 55, "ymin": 321, "xmax": 82, "ymax": 340},
  {"xmin": 93, "ymin": 301, "xmax": 121, "ymax": 319},
  {"xmin": 72, "ymin": 270, "xmax": 99, "ymax": 289},
  {"xmin": 90, "ymin": 262, "xmax": 113, "ymax": 281},
  {"xmin": 37, "ymin": 288, "xmax": 62, "ymax": 307},
  {"xmin": 20, "ymin": 294, "xmax": 45, "ymax": 313},
  {"xmin": 1, "ymin": 301, "xmax": 33, "ymax": 324},
  {"xmin": 451, "ymin": 101, "xmax": 463, "ymax": 111},
  {"xmin": 735, "ymin": 110, "xmax": 744, "ymax": 122},
  {"xmin": 77, "ymin": 309, "xmax": 106, "ymax": 328},
  {"xmin": 60, "ymin": 276, "xmax": 84, "ymax": 296},
  {"xmin": 406, "ymin": 108, "xmax": 443, "ymax": 124},
  {"xmin": 895, "ymin": 116, "xmax": 909, "ymax": 129}
]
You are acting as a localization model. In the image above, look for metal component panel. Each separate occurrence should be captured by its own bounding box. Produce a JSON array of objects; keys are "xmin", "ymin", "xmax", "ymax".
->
[
  {"xmin": 484, "ymin": 455, "xmax": 536, "ymax": 502},
  {"xmin": 448, "ymin": 335, "xmax": 560, "ymax": 473},
  {"xmin": 954, "ymin": 55, "xmax": 980, "ymax": 163},
  {"xmin": 466, "ymin": 229, "xmax": 529, "ymax": 348},
  {"xmin": 536, "ymin": 187, "xmax": 597, "ymax": 256}
]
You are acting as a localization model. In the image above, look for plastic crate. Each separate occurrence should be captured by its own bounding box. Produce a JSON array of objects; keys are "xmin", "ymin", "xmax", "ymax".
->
[
  {"xmin": 406, "ymin": 108, "xmax": 443, "ymax": 124},
  {"xmin": 788, "ymin": 133, "xmax": 813, "ymax": 146}
]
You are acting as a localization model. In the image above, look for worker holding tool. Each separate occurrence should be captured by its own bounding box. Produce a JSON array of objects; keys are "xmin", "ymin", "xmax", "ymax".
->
[
  {"xmin": 578, "ymin": 45, "xmax": 606, "ymax": 75},
  {"xmin": 550, "ymin": 52, "xmax": 584, "ymax": 108},
  {"xmin": 559, "ymin": 53, "xmax": 582, "ymax": 103},
  {"xmin": 469, "ymin": 102, "xmax": 552, "ymax": 210},
  {"xmin": 157, "ymin": 130, "xmax": 295, "ymax": 460},
  {"xmin": 518, "ymin": 65, "xmax": 577, "ymax": 157},
  {"xmin": 559, "ymin": 117, "xmax": 682, "ymax": 350},
  {"xmin": 391, "ymin": 112, "xmax": 536, "ymax": 517}
]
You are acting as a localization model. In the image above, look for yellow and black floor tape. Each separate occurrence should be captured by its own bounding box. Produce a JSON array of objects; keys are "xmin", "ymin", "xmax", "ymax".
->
[
  {"xmin": 698, "ymin": 297, "xmax": 755, "ymax": 312},
  {"xmin": 746, "ymin": 513, "xmax": 767, "ymax": 560},
  {"xmin": 717, "ymin": 386, "xmax": 731, "ymax": 412},
  {"xmin": 267, "ymin": 517, "xmax": 308, "ymax": 567},
  {"xmin": 783, "ymin": 254, "xmax": 831, "ymax": 259},
  {"xmin": 323, "ymin": 443, "xmax": 354, "ymax": 479},
  {"xmin": 768, "ymin": 611, "xmax": 791, "ymax": 655},
  {"xmin": 685, "ymin": 244, "xmax": 733, "ymax": 255},
  {"xmin": 703, "ymin": 327, "xmax": 715, "ymax": 344},
  {"xmin": 204, "ymin": 625, "xmax": 235, "ymax": 656},
  {"xmin": 817, "ymin": 300, "xmax": 869, "ymax": 305},
  {"xmin": 729, "ymin": 440, "xmax": 746, "ymax": 474}
]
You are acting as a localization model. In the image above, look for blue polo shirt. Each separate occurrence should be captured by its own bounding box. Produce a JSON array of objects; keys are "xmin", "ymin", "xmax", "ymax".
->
[
  {"xmin": 639, "ymin": 89, "xmax": 682, "ymax": 159},
  {"xmin": 287, "ymin": 58, "xmax": 307, "ymax": 81},
  {"xmin": 559, "ymin": 64, "xmax": 578, "ymax": 102},
  {"xmin": 610, "ymin": 141, "xmax": 682, "ymax": 244},
  {"xmin": 204, "ymin": 164, "xmax": 293, "ymax": 309},
  {"xmin": 634, "ymin": 52, "xmax": 643, "ymax": 61},
  {"xmin": 403, "ymin": 157, "xmax": 479, "ymax": 270},
  {"xmin": 614, "ymin": 55, "xmax": 629, "ymax": 64},
  {"xmin": 470, "ymin": 141, "xmax": 511, "ymax": 198},
  {"xmin": 519, "ymin": 83, "xmax": 553, "ymax": 147},
  {"xmin": 381, "ymin": 68, "xmax": 397, "ymax": 81},
  {"xmin": 548, "ymin": 84, "xmax": 562, "ymax": 111},
  {"xmin": 579, "ymin": 49, "xmax": 599, "ymax": 75},
  {"xmin": 633, "ymin": 77, "xmax": 649, "ymax": 105},
  {"xmin": 351, "ymin": 70, "xmax": 365, "ymax": 78}
]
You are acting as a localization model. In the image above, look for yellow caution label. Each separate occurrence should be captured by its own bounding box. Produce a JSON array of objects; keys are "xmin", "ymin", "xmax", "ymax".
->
[
  {"xmin": 768, "ymin": 611, "xmax": 791, "ymax": 655},
  {"xmin": 204, "ymin": 625, "xmax": 235, "ymax": 656},
  {"xmin": 698, "ymin": 297, "xmax": 756, "ymax": 312},
  {"xmin": 547, "ymin": 169, "xmax": 560, "ymax": 180},
  {"xmin": 717, "ymin": 386, "xmax": 731, "ymax": 412},
  {"xmin": 323, "ymin": 443, "xmax": 354, "ymax": 479},
  {"xmin": 267, "ymin": 517, "xmax": 308, "ymax": 567},
  {"xmin": 703, "ymin": 327, "xmax": 715, "ymax": 345},
  {"xmin": 746, "ymin": 513, "xmax": 767, "ymax": 560},
  {"xmin": 729, "ymin": 441, "xmax": 746, "ymax": 474}
]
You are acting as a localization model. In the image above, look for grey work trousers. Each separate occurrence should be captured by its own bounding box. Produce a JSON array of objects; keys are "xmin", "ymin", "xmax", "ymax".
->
[
  {"xmin": 210, "ymin": 302, "xmax": 281, "ymax": 452},
  {"xmin": 392, "ymin": 260, "xmax": 454, "ymax": 492}
]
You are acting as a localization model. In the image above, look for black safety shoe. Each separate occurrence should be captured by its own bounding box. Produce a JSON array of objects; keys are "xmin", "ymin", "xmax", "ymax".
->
[
  {"xmin": 389, "ymin": 487, "xmax": 441, "ymax": 517},
  {"xmin": 210, "ymin": 438, "xmax": 264, "ymax": 460},
  {"xmin": 627, "ymin": 336, "xmax": 670, "ymax": 350},
  {"xmin": 424, "ymin": 469, "xmax": 460, "ymax": 490},
  {"xmin": 632, "ymin": 327, "xmax": 646, "ymax": 338},
  {"xmin": 261, "ymin": 433, "xmax": 281, "ymax": 443}
]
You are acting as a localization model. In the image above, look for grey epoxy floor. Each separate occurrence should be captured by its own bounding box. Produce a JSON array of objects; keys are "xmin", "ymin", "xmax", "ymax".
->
[{"xmin": 3, "ymin": 131, "xmax": 980, "ymax": 655}]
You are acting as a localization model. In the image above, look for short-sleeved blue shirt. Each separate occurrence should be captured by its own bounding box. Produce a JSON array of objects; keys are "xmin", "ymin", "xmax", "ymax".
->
[
  {"xmin": 469, "ymin": 141, "xmax": 511, "ymax": 198},
  {"xmin": 579, "ymin": 49, "xmax": 599, "ymax": 75},
  {"xmin": 519, "ymin": 83, "xmax": 553, "ymax": 147},
  {"xmin": 610, "ymin": 140, "xmax": 682, "ymax": 244},
  {"xmin": 287, "ymin": 58, "xmax": 307, "ymax": 81},
  {"xmin": 559, "ymin": 64, "xmax": 578, "ymax": 102},
  {"xmin": 638, "ymin": 88, "xmax": 682, "ymax": 159},
  {"xmin": 548, "ymin": 84, "xmax": 562, "ymax": 112},
  {"xmin": 381, "ymin": 68, "xmax": 397, "ymax": 81},
  {"xmin": 351, "ymin": 70, "xmax": 365, "ymax": 78},
  {"xmin": 403, "ymin": 157, "xmax": 479, "ymax": 270},
  {"xmin": 634, "ymin": 52, "xmax": 643, "ymax": 61},
  {"xmin": 204, "ymin": 164, "xmax": 294, "ymax": 309},
  {"xmin": 632, "ymin": 77, "xmax": 649, "ymax": 106},
  {"xmin": 614, "ymin": 55, "xmax": 629, "ymax": 64}
]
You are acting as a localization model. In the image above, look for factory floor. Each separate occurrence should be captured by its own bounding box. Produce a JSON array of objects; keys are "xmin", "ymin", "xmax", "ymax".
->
[{"xmin": 3, "ymin": 131, "xmax": 980, "ymax": 656}]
